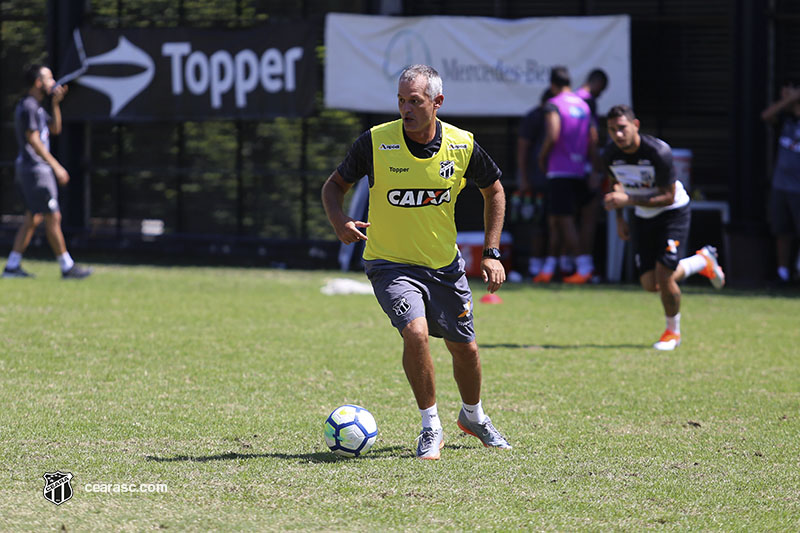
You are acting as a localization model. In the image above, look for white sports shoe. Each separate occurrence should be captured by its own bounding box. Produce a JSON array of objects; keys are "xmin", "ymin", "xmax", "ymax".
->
[
  {"xmin": 653, "ymin": 329, "xmax": 681, "ymax": 351},
  {"xmin": 415, "ymin": 427, "xmax": 444, "ymax": 460},
  {"xmin": 696, "ymin": 245, "xmax": 725, "ymax": 289},
  {"xmin": 456, "ymin": 409, "xmax": 512, "ymax": 449}
]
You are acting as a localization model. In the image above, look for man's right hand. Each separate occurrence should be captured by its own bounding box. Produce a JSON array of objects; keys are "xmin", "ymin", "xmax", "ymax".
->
[
  {"xmin": 780, "ymin": 85, "xmax": 800, "ymax": 102},
  {"xmin": 616, "ymin": 217, "xmax": 630, "ymax": 241},
  {"xmin": 515, "ymin": 169, "xmax": 529, "ymax": 193},
  {"xmin": 335, "ymin": 219, "xmax": 370, "ymax": 245},
  {"xmin": 604, "ymin": 191, "xmax": 630, "ymax": 210},
  {"xmin": 54, "ymin": 165, "xmax": 70, "ymax": 186}
]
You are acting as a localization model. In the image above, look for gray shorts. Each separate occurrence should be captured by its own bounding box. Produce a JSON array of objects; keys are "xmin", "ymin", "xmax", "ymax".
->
[
  {"xmin": 15, "ymin": 162, "xmax": 59, "ymax": 214},
  {"xmin": 770, "ymin": 188, "xmax": 800, "ymax": 235},
  {"xmin": 364, "ymin": 252, "xmax": 475, "ymax": 343}
]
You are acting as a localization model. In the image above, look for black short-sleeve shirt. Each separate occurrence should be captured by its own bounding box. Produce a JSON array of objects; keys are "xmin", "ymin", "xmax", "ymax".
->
[
  {"xmin": 603, "ymin": 134, "xmax": 675, "ymax": 188},
  {"xmin": 337, "ymin": 120, "xmax": 501, "ymax": 188}
]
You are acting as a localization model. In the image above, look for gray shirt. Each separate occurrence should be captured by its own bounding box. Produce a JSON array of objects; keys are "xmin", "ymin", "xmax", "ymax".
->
[
  {"xmin": 14, "ymin": 95, "xmax": 51, "ymax": 171},
  {"xmin": 772, "ymin": 114, "xmax": 800, "ymax": 193}
]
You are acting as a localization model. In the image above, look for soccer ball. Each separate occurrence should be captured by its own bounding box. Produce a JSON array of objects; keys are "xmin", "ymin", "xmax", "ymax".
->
[{"xmin": 323, "ymin": 404, "xmax": 378, "ymax": 457}]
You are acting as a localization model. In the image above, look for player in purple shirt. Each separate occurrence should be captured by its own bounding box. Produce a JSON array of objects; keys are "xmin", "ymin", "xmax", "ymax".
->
[{"xmin": 537, "ymin": 66, "xmax": 598, "ymax": 283}]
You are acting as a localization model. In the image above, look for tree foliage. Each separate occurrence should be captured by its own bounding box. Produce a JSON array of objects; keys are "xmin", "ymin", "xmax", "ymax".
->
[{"xmin": 1, "ymin": 0, "xmax": 366, "ymax": 240}]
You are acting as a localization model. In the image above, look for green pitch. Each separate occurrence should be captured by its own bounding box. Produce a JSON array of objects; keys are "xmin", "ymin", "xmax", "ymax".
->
[{"xmin": 1, "ymin": 261, "xmax": 798, "ymax": 531}]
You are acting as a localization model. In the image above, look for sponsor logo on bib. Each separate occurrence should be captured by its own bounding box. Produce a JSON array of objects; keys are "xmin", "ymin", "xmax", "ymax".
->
[{"xmin": 387, "ymin": 188, "xmax": 451, "ymax": 207}]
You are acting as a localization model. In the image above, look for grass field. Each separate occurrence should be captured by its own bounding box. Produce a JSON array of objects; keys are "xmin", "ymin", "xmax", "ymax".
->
[{"xmin": 1, "ymin": 260, "xmax": 799, "ymax": 531}]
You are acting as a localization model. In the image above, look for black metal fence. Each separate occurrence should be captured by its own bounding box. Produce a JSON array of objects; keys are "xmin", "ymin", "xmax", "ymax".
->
[{"xmin": 1, "ymin": 0, "xmax": 799, "ymax": 273}]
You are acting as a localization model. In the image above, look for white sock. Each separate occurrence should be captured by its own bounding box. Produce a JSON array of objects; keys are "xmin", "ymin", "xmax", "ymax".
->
[
  {"xmin": 57, "ymin": 252, "xmax": 75, "ymax": 273},
  {"xmin": 559, "ymin": 255, "xmax": 574, "ymax": 273},
  {"xmin": 462, "ymin": 400, "xmax": 487, "ymax": 423},
  {"xmin": 529, "ymin": 257, "xmax": 543, "ymax": 276},
  {"xmin": 420, "ymin": 403, "xmax": 441, "ymax": 431},
  {"xmin": 541, "ymin": 256, "xmax": 557, "ymax": 274},
  {"xmin": 679, "ymin": 254, "xmax": 707, "ymax": 278},
  {"xmin": 666, "ymin": 313, "xmax": 681, "ymax": 334},
  {"xmin": 778, "ymin": 266, "xmax": 790, "ymax": 282},
  {"xmin": 576, "ymin": 254, "xmax": 594, "ymax": 275},
  {"xmin": 6, "ymin": 251, "xmax": 22, "ymax": 270}
]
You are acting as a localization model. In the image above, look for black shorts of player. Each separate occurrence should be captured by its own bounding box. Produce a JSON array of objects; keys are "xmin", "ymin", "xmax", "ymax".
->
[
  {"xmin": 15, "ymin": 163, "xmax": 59, "ymax": 214},
  {"xmin": 364, "ymin": 251, "xmax": 475, "ymax": 343},
  {"xmin": 631, "ymin": 204, "xmax": 690, "ymax": 275},
  {"xmin": 770, "ymin": 188, "xmax": 800, "ymax": 235},
  {"xmin": 546, "ymin": 176, "xmax": 596, "ymax": 216},
  {"xmin": 519, "ymin": 188, "xmax": 548, "ymax": 230}
]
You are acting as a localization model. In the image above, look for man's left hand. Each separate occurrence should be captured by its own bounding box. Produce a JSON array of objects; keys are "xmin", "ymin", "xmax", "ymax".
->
[{"xmin": 481, "ymin": 258, "xmax": 505, "ymax": 293}]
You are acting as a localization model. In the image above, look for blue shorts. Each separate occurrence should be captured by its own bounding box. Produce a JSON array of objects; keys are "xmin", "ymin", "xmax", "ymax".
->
[{"xmin": 364, "ymin": 252, "xmax": 475, "ymax": 343}]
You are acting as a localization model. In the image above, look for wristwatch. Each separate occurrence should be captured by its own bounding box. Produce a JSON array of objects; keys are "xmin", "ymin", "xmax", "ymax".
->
[{"xmin": 482, "ymin": 247, "xmax": 501, "ymax": 260}]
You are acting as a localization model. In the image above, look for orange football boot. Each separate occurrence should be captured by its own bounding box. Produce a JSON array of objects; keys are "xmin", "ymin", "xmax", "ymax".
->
[
  {"xmin": 653, "ymin": 329, "xmax": 681, "ymax": 351},
  {"xmin": 563, "ymin": 271, "xmax": 592, "ymax": 284},
  {"xmin": 696, "ymin": 245, "xmax": 725, "ymax": 289}
]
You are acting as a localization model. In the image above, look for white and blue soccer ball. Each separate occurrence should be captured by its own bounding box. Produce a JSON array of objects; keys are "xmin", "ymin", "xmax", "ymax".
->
[{"xmin": 323, "ymin": 404, "xmax": 378, "ymax": 457}]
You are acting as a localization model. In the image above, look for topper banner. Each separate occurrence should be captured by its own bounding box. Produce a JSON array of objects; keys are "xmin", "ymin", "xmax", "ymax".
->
[
  {"xmin": 57, "ymin": 23, "xmax": 318, "ymax": 121},
  {"xmin": 325, "ymin": 13, "xmax": 631, "ymax": 117}
]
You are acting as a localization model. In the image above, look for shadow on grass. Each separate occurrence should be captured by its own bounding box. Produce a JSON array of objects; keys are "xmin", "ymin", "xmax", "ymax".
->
[
  {"xmin": 146, "ymin": 445, "xmax": 408, "ymax": 463},
  {"xmin": 481, "ymin": 342, "xmax": 649, "ymax": 350}
]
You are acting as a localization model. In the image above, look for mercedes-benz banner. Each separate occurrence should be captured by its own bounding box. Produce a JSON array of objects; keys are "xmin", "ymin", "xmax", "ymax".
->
[
  {"xmin": 325, "ymin": 13, "xmax": 631, "ymax": 117},
  {"xmin": 57, "ymin": 23, "xmax": 318, "ymax": 121}
]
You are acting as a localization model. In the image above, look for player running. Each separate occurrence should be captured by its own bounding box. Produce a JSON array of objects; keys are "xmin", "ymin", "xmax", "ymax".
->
[{"xmin": 603, "ymin": 104, "xmax": 724, "ymax": 351}]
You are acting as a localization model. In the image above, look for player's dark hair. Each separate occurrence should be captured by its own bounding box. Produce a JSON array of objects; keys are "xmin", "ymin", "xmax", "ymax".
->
[
  {"xmin": 24, "ymin": 64, "xmax": 45, "ymax": 87},
  {"xmin": 540, "ymin": 88, "xmax": 554, "ymax": 105},
  {"xmin": 586, "ymin": 68, "xmax": 609, "ymax": 87},
  {"xmin": 607, "ymin": 104, "xmax": 636, "ymax": 121},
  {"xmin": 549, "ymin": 66, "xmax": 570, "ymax": 88}
]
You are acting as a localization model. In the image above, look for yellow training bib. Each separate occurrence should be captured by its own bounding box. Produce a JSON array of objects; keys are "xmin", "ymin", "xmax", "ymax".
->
[{"xmin": 364, "ymin": 119, "xmax": 474, "ymax": 269}]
